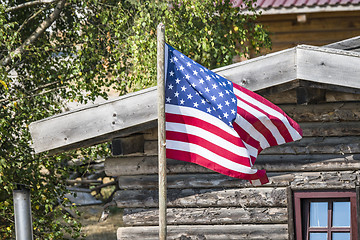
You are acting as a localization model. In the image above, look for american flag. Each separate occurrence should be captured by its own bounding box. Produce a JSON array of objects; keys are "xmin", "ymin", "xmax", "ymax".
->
[{"xmin": 164, "ymin": 44, "xmax": 302, "ymax": 185}]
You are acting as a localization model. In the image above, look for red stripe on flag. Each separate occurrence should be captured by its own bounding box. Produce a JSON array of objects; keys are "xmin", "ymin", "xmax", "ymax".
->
[
  {"xmin": 236, "ymin": 106, "xmax": 279, "ymax": 146},
  {"xmin": 166, "ymin": 130, "xmax": 252, "ymax": 167},
  {"xmin": 166, "ymin": 148, "xmax": 268, "ymax": 183}
]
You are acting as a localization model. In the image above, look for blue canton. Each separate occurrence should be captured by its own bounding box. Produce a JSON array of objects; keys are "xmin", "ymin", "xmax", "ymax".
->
[{"xmin": 165, "ymin": 44, "xmax": 237, "ymax": 128}]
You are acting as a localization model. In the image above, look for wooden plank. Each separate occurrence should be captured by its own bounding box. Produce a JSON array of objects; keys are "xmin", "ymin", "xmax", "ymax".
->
[
  {"xmin": 261, "ymin": 136, "xmax": 360, "ymax": 155},
  {"xmin": 262, "ymin": 17, "xmax": 360, "ymax": 34},
  {"xmin": 105, "ymin": 153, "xmax": 360, "ymax": 176},
  {"xmin": 117, "ymin": 172, "xmax": 294, "ymax": 190},
  {"xmin": 114, "ymin": 187, "xmax": 287, "ymax": 208},
  {"xmin": 117, "ymin": 224, "xmax": 289, "ymax": 240},
  {"xmin": 270, "ymin": 31, "xmax": 360, "ymax": 46},
  {"xmin": 122, "ymin": 207, "xmax": 288, "ymax": 226},
  {"xmin": 297, "ymin": 46, "xmax": 360, "ymax": 91},
  {"xmin": 29, "ymin": 86, "xmax": 158, "ymax": 154},
  {"xmin": 324, "ymin": 36, "xmax": 360, "ymax": 51}
]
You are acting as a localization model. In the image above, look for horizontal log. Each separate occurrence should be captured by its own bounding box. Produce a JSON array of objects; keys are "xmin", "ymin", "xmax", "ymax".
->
[
  {"xmin": 290, "ymin": 170, "xmax": 360, "ymax": 189},
  {"xmin": 261, "ymin": 136, "xmax": 360, "ymax": 155},
  {"xmin": 145, "ymin": 134, "xmax": 360, "ymax": 155},
  {"xmin": 114, "ymin": 188, "xmax": 287, "ymax": 208},
  {"xmin": 117, "ymin": 170, "xmax": 359, "ymax": 191},
  {"xmin": 105, "ymin": 153, "xmax": 360, "ymax": 176},
  {"xmin": 280, "ymin": 102, "xmax": 360, "ymax": 122},
  {"xmin": 122, "ymin": 207, "xmax": 288, "ymax": 226},
  {"xmin": 118, "ymin": 172, "xmax": 294, "ymax": 190},
  {"xmin": 326, "ymin": 91, "xmax": 360, "ymax": 102},
  {"xmin": 117, "ymin": 224, "xmax": 289, "ymax": 240}
]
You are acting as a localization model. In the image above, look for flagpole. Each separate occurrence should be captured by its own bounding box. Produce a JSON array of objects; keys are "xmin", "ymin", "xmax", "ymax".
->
[{"xmin": 157, "ymin": 23, "xmax": 167, "ymax": 240}]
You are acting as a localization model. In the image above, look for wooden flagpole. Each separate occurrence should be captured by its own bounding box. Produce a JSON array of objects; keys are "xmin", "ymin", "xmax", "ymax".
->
[{"xmin": 157, "ymin": 23, "xmax": 167, "ymax": 240}]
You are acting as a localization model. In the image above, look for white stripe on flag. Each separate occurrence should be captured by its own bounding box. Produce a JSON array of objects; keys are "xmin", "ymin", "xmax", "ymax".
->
[
  {"xmin": 166, "ymin": 121, "xmax": 250, "ymax": 158},
  {"xmin": 166, "ymin": 140, "xmax": 258, "ymax": 175}
]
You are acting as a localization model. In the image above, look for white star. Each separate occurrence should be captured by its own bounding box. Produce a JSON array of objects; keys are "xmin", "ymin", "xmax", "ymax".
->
[
  {"xmin": 205, "ymin": 87, "xmax": 210, "ymax": 93},
  {"xmin": 193, "ymin": 102, "xmax": 199, "ymax": 108},
  {"xmin": 173, "ymin": 57, "xmax": 178, "ymax": 62},
  {"xmin": 185, "ymin": 74, "xmax": 190, "ymax": 79},
  {"xmin": 225, "ymin": 90, "xmax": 229, "ymax": 95},
  {"xmin": 169, "ymin": 71, "xmax": 174, "ymax": 76},
  {"xmin": 212, "ymin": 84, "xmax": 217, "ymax": 89},
  {"xmin": 193, "ymin": 70, "xmax": 198, "ymax": 76},
  {"xmin": 168, "ymin": 84, "xmax": 173, "ymax": 90},
  {"xmin": 223, "ymin": 112, "xmax": 229, "ymax": 118},
  {"xmin": 218, "ymin": 115, "xmax": 222, "ymax": 119},
  {"xmin": 200, "ymin": 68, "xmax": 204, "ymax": 72},
  {"xmin": 216, "ymin": 75, "xmax": 220, "ymax": 79},
  {"xmin": 229, "ymin": 122, "xmax": 233, "ymax": 127},
  {"xmin": 180, "ymin": 54, "xmax": 185, "ymax": 59},
  {"xmin": 231, "ymin": 98, "xmax": 236, "ymax": 103},
  {"xmin": 180, "ymin": 99, "xmax": 185, "ymax": 105},
  {"xmin": 174, "ymin": 91, "xmax": 179, "ymax": 97},
  {"xmin": 187, "ymin": 94, "xmax": 193, "ymax": 99},
  {"xmin": 211, "ymin": 96, "xmax": 217, "ymax": 101},
  {"xmin": 166, "ymin": 97, "xmax": 171, "ymax": 103},
  {"xmin": 227, "ymin": 80, "xmax": 231, "ymax": 85},
  {"xmin": 199, "ymin": 79, "xmax": 204, "ymax": 84},
  {"xmin": 170, "ymin": 57, "xmax": 174, "ymax": 63},
  {"xmin": 225, "ymin": 100, "xmax": 230, "ymax": 106},
  {"xmin": 204, "ymin": 68, "xmax": 208, "ymax": 72},
  {"xmin": 231, "ymin": 109, "xmax": 236, "ymax": 115},
  {"xmin": 186, "ymin": 62, "xmax": 192, "ymax": 67},
  {"xmin": 195, "ymin": 92, "xmax": 199, "ymax": 96},
  {"xmin": 175, "ymin": 78, "xmax": 181, "ymax": 84},
  {"xmin": 191, "ymin": 83, "xmax": 196, "ymax": 88},
  {"xmin": 219, "ymin": 92, "xmax": 224, "ymax": 97},
  {"xmin": 181, "ymin": 86, "xmax": 187, "ymax": 91},
  {"xmin": 179, "ymin": 65, "xmax": 184, "ymax": 71},
  {"xmin": 201, "ymin": 99, "xmax": 206, "ymax": 104},
  {"xmin": 206, "ymin": 76, "xmax": 211, "ymax": 81},
  {"xmin": 217, "ymin": 104, "xmax": 223, "ymax": 110},
  {"xmin": 206, "ymin": 108, "xmax": 212, "ymax": 113}
]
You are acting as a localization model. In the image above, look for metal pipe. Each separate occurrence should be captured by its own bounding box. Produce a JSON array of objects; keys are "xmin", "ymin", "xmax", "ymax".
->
[
  {"xmin": 13, "ymin": 186, "xmax": 34, "ymax": 240},
  {"xmin": 157, "ymin": 22, "xmax": 167, "ymax": 240}
]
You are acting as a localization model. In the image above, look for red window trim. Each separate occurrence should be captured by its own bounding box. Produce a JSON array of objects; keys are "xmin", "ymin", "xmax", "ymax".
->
[{"xmin": 294, "ymin": 190, "xmax": 358, "ymax": 240}]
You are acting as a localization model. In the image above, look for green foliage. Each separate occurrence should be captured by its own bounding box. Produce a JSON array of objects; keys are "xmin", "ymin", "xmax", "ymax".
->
[{"xmin": 0, "ymin": 0, "xmax": 270, "ymax": 239}]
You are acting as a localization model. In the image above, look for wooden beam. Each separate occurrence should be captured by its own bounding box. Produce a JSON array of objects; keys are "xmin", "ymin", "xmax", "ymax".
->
[
  {"xmin": 114, "ymin": 187, "xmax": 287, "ymax": 208},
  {"xmin": 117, "ymin": 224, "xmax": 289, "ymax": 240},
  {"xmin": 29, "ymin": 45, "xmax": 360, "ymax": 154},
  {"xmin": 324, "ymin": 36, "xmax": 360, "ymax": 52},
  {"xmin": 29, "ymin": 87, "xmax": 158, "ymax": 154},
  {"xmin": 105, "ymin": 153, "xmax": 360, "ymax": 176},
  {"xmin": 122, "ymin": 207, "xmax": 288, "ymax": 226}
]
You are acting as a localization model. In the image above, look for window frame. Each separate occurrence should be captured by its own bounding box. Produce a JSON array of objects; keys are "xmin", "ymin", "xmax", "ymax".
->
[{"xmin": 294, "ymin": 191, "xmax": 358, "ymax": 240}]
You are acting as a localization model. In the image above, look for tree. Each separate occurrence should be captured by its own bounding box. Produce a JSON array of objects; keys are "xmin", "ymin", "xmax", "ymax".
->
[{"xmin": 0, "ymin": 0, "xmax": 271, "ymax": 239}]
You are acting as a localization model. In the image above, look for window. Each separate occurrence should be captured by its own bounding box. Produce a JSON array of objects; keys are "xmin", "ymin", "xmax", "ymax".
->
[{"xmin": 294, "ymin": 191, "xmax": 358, "ymax": 240}]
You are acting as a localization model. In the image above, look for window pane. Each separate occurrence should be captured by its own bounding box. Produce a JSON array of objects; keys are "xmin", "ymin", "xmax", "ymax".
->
[
  {"xmin": 333, "ymin": 201, "xmax": 350, "ymax": 227},
  {"xmin": 332, "ymin": 232, "xmax": 350, "ymax": 240},
  {"xmin": 309, "ymin": 232, "xmax": 327, "ymax": 240},
  {"xmin": 310, "ymin": 202, "xmax": 328, "ymax": 227}
]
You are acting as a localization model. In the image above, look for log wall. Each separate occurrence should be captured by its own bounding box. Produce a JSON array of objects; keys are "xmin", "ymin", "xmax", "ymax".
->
[
  {"xmin": 107, "ymin": 90, "xmax": 360, "ymax": 239},
  {"xmin": 257, "ymin": 11, "xmax": 360, "ymax": 54}
]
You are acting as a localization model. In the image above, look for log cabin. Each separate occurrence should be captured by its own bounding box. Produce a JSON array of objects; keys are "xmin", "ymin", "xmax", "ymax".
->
[{"xmin": 29, "ymin": 37, "xmax": 360, "ymax": 240}]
